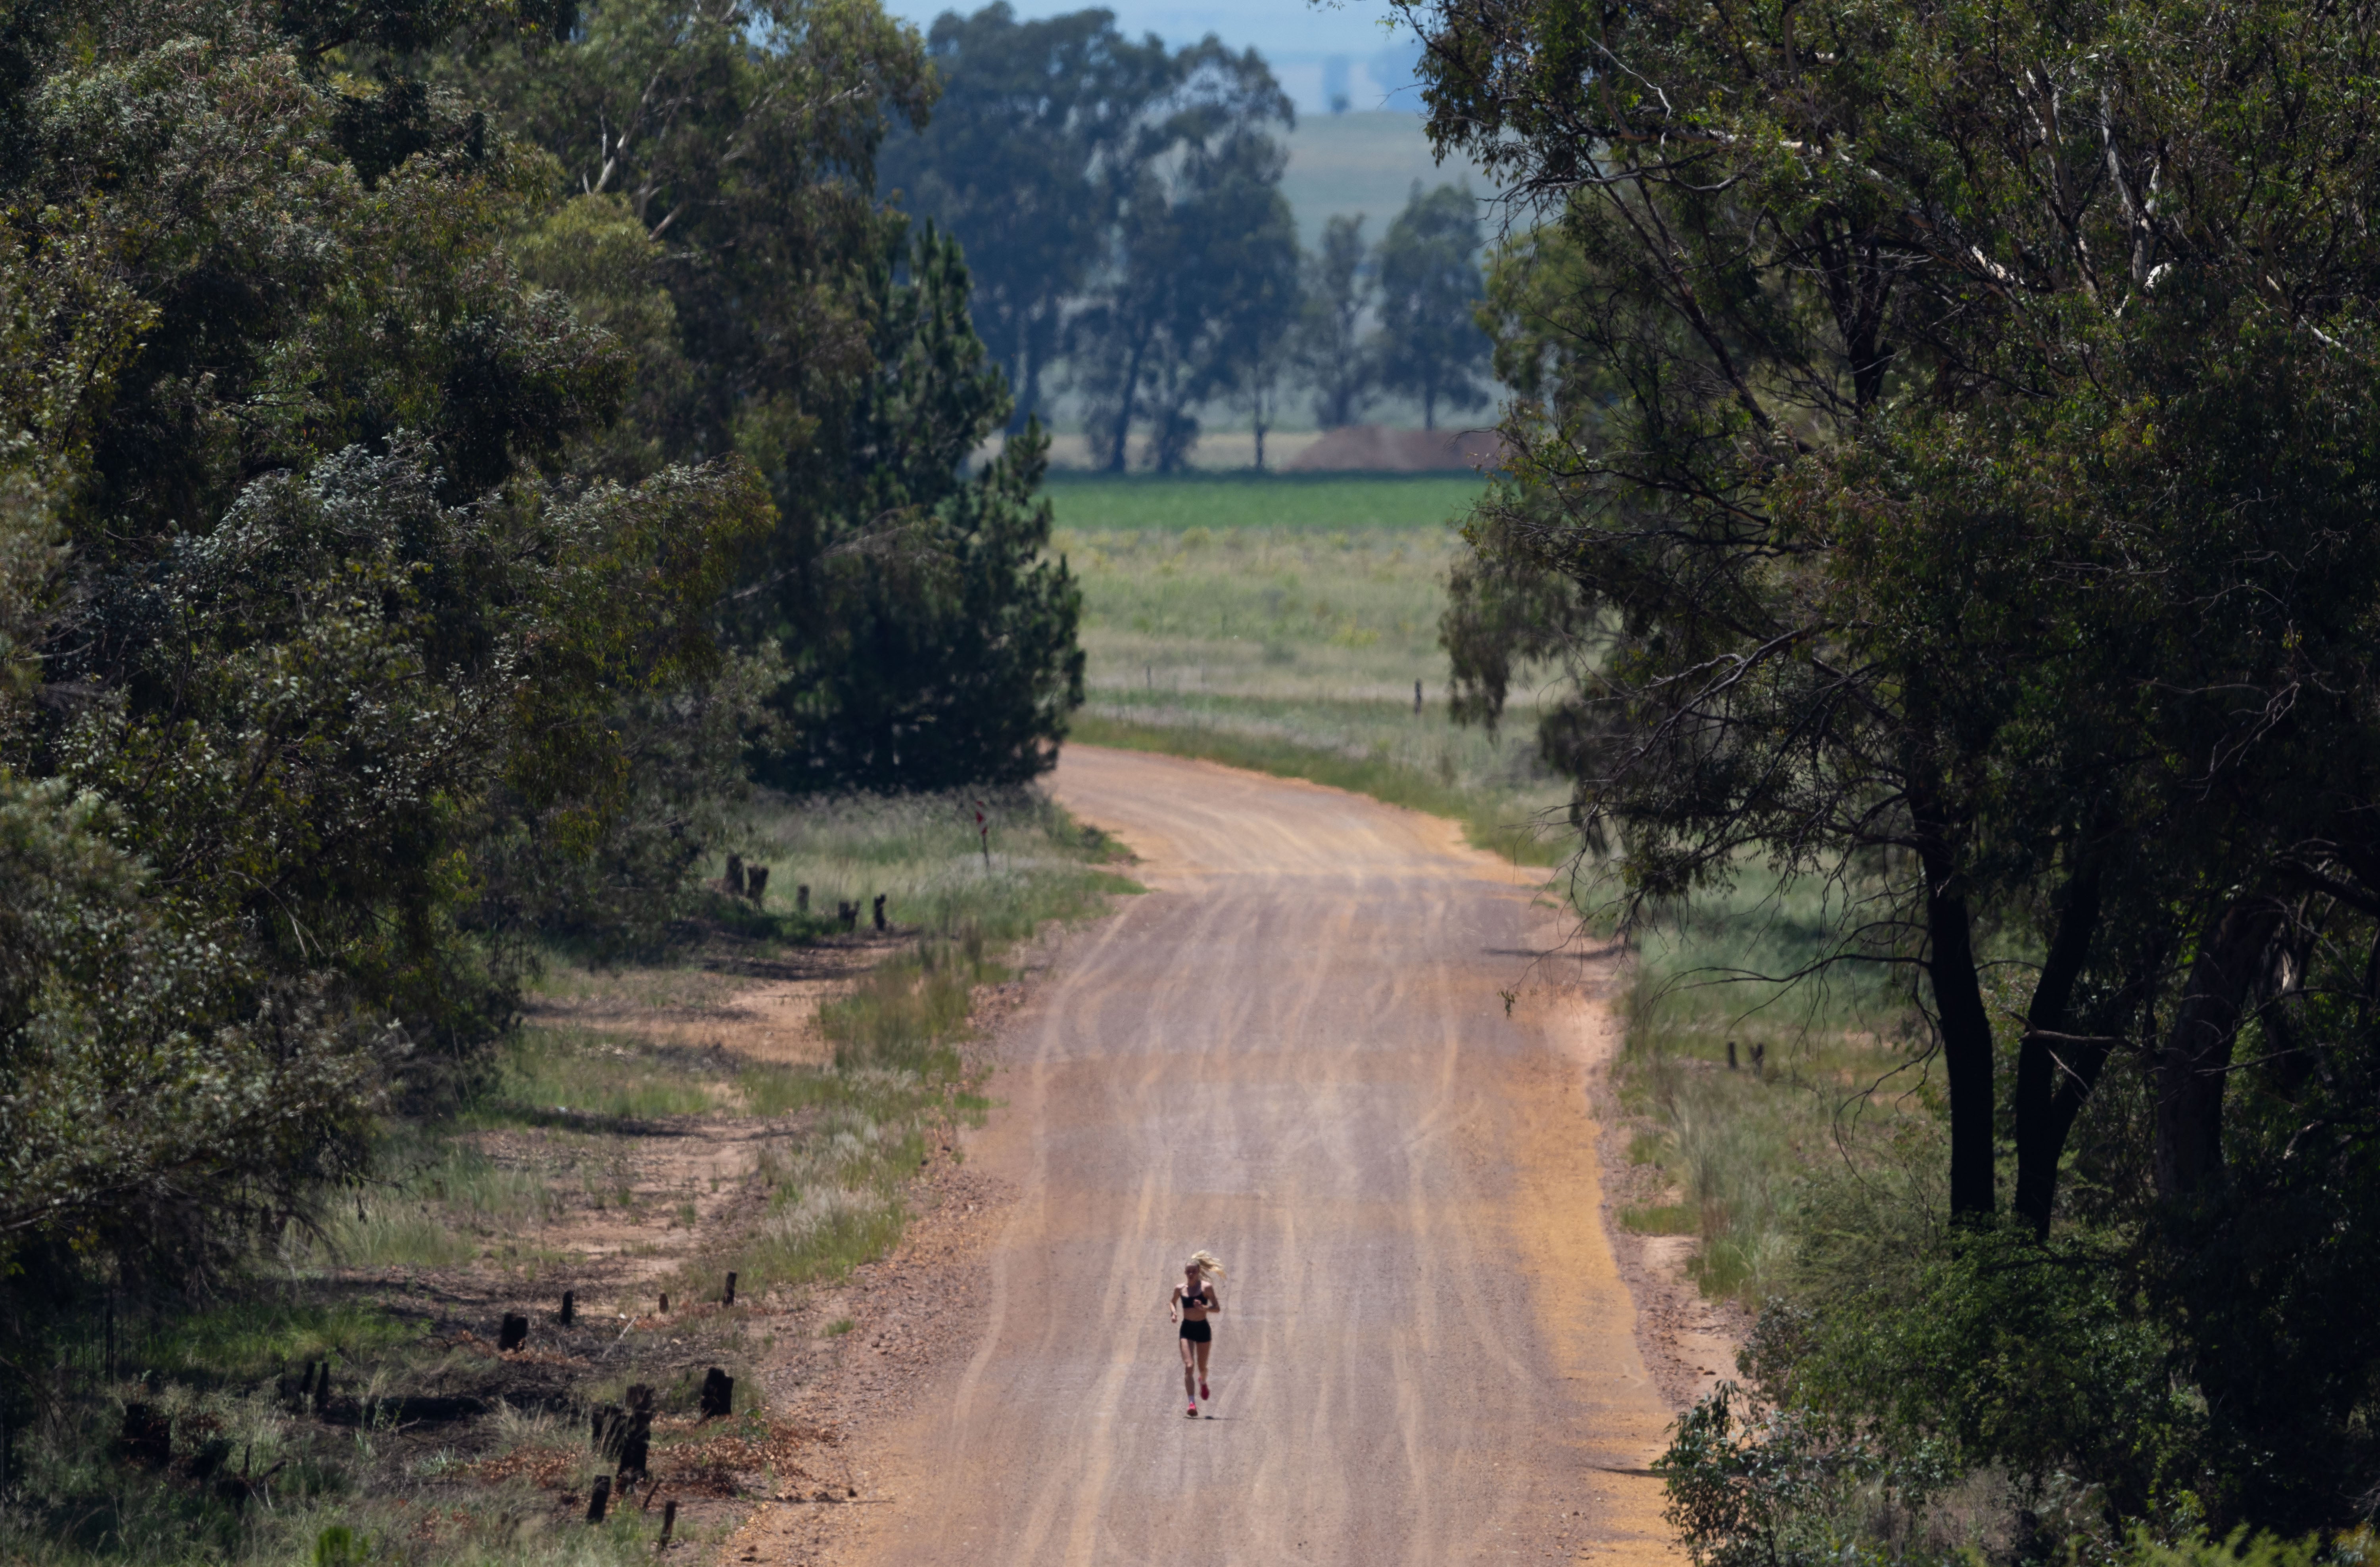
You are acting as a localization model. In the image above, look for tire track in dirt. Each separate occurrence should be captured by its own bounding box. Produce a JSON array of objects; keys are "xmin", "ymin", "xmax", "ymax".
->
[{"xmin": 748, "ymin": 747, "xmax": 1690, "ymax": 1565}]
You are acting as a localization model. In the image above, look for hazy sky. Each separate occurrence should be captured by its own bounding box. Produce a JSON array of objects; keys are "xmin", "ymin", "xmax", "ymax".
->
[{"xmin": 879, "ymin": 0, "xmax": 1429, "ymax": 117}]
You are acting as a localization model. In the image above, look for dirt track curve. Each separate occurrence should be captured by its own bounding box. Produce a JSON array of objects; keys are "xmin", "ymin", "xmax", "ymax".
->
[{"xmin": 847, "ymin": 747, "xmax": 1683, "ymax": 1565}]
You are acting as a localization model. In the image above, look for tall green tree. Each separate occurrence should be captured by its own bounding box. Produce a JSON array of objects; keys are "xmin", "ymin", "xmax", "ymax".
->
[
  {"xmin": 455, "ymin": 0, "xmax": 1086, "ymax": 786},
  {"xmin": 1374, "ymin": 181, "xmax": 1489, "ymax": 431},
  {"xmin": 1067, "ymin": 42, "xmax": 1296, "ymax": 471},
  {"xmin": 451, "ymin": 0, "xmax": 933, "ymax": 470},
  {"xmin": 1296, "ymin": 214, "xmax": 1379, "ymax": 430},
  {"xmin": 0, "ymin": 0, "xmax": 770, "ymax": 1293},
  {"xmin": 1195, "ymin": 136, "xmax": 1305, "ymax": 470},
  {"xmin": 1418, "ymin": 0, "xmax": 2380, "ymax": 1532},
  {"xmin": 746, "ymin": 224, "xmax": 1084, "ymax": 788},
  {"xmin": 879, "ymin": 4, "xmax": 1174, "ymax": 428}
]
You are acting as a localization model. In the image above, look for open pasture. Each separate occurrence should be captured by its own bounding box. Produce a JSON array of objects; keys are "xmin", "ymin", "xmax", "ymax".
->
[
  {"xmin": 1045, "ymin": 470, "xmax": 1486, "ymax": 533},
  {"xmin": 1052, "ymin": 472, "xmax": 1575, "ymax": 863}
]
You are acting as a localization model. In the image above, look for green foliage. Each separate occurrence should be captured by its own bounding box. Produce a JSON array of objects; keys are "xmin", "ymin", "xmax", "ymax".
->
[
  {"xmin": 0, "ymin": 0, "xmax": 769, "ymax": 1342},
  {"xmin": 467, "ymin": 0, "xmax": 1086, "ymax": 792},
  {"xmin": 1297, "ymin": 213, "xmax": 1378, "ymax": 429},
  {"xmin": 0, "ymin": 772, "xmax": 382, "ymax": 1276},
  {"xmin": 1373, "ymin": 182, "xmax": 1489, "ymax": 431},
  {"xmin": 1779, "ymin": 1222, "xmax": 2200, "ymax": 1526},
  {"xmin": 888, "ymin": 8, "xmax": 1304, "ymax": 468},
  {"xmin": 456, "ymin": 0, "xmax": 933, "ymax": 471},
  {"xmin": 880, "ymin": 4, "xmax": 1175, "ymax": 428},
  {"xmin": 749, "ymin": 230, "xmax": 1085, "ymax": 789},
  {"xmin": 1063, "ymin": 46, "xmax": 1298, "ymax": 472},
  {"xmin": 2129, "ymin": 1531, "xmax": 2361, "ymax": 1567},
  {"xmin": 1047, "ymin": 471, "xmax": 1485, "ymax": 531},
  {"xmin": 1657, "ymin": 1384, "xmax": 1914, "ymax": 1567},
  {"xmin": 1413, "ymin": 0, "xmax": 2380, "ymax": 1539}
]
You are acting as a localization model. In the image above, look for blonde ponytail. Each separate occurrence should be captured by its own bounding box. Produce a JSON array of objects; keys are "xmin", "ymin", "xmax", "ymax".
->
[{"xmin": 1187, "ymin": 1250, "xmax": 1226, "ymax": 1281}]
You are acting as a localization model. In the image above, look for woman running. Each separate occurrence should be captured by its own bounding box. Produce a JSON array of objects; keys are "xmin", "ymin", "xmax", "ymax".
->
[{"xmin": 1169, "ymin": 1251, "xmax": 1226, "ymax": 1417}]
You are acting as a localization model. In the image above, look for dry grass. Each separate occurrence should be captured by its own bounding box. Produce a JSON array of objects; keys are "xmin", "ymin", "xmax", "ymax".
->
[
  {"xmin": 1613, "ymin": 872, "xmax": 1933, "ymax": 1304},
  {"xmin": 1, "ymin": 782, "xmax": 1128, "ymax": 1567}
]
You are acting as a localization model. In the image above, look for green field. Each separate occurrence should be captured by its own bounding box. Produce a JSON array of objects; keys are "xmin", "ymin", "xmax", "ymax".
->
[
  {"xmin": 1051, "ymin": 473, "xmax": 1575, "ymax": 864},
  {"xmin": 1045, "ymin": 471, "xmax": 1485, "ymax": 532}
]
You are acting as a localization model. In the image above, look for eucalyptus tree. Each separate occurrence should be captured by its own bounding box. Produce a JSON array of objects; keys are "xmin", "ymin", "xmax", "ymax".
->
[
  {"xmin": 881, "ymin": 4, "xmax": 1175, "ymax": 428},
  {"xmin": 1297, "ymin": 214, "xmax": 1380, "ymax": 430},
  {"xmin": 456, "ymin": 0, "xmax": 1086, "ymax": 786},
  {"xmin": 0, "ymin": 0, "xmax": 770, "ymax": 1299},
  {"xmin": 1419, "ymin": 0, "xmax": 2380, "ymax": 1528},
  {"xmin": 1374, "ymin": 181, "xmax": 1490, "ymax": 430},
  {"xmin": 1066, "ymin": 39, "xmax": 1295, "ymax": 470},
  {"xmin": 1422, "ymin": 0, "xmax": 2380, "ymax": 1225}
]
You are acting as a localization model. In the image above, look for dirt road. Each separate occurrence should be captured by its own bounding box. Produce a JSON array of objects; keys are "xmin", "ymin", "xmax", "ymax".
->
[{"xmin": 847, "ymin": 748, "xmax": 1682, "ymax": 1565}]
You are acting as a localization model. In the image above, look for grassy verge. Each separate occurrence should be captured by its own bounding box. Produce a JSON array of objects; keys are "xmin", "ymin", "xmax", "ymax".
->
[
  {"xmin": 717, "ymin": 786, "xmax": 1136, "ymax": 940},
  {"xmin": 1609, "ymin": 873, "xmax": 1931, "ymax": 1304},
  {"xmin": 0, "ymin": 786, "xmax": 1130, "ymax": 1565}
]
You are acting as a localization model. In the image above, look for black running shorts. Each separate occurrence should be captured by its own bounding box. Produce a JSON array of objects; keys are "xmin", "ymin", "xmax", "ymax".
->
[{"xmin": 1179, "ymin": 1318, "xmax": 1212, "ymax": 1343}]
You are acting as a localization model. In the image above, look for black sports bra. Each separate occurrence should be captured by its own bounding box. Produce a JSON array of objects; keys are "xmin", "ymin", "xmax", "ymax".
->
[{"xmin": 1182, "ymin": 1285, "xmax": 1208, "ymax": 1308}]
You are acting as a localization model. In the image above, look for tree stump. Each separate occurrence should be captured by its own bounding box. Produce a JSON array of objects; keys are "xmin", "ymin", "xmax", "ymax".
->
[
  {"xmin": 560, "ymin": 1290, "xmax": 575, "ymax": 1326},
  {"xmin": 797, "ymin": 884, "xmax": 810, "ymax": 913},
  {"xmin": 587, "ymin": 1475, "xmax": 612, "ymax": 1523},
  {"xmin": 1726, "ymin": 1040, "xmax": 1738, "ymax": 1070},
  {"xmin": 698, "ymin": 1367, "xmax": 734, "ymax": 1419},
  {"xmin": 746, "ymin": 865, "xmax": 770, "ymax": 904},
  {"xmin": 498, "ymin": 1313, "xmax": 528, "ymax": 1352},
  {"xmin": 1750, "ymin": 1040, "xmax": 1766, "ymax": 1077},
  {"xmin": 658, "ymin": 1498, "xmax": 678, "ymax": 1551},
  {"xmin": 721, "ymin": 1272, "xmax": 737, "ymax": 1307},
  {"xmin": 119, "ymin": 1404, "xmax": 171, "ymax": 1467},
  {"xmin": 872, "ymin": 894, "xmax": 887, "ymax": 931},
  {"xmin": 616, "ymin": 1427, "xmax": 650, "ymax": 1482},
  {"xmin": 724, "ymin": 854, "xmax": 745, "ymax": 897}
]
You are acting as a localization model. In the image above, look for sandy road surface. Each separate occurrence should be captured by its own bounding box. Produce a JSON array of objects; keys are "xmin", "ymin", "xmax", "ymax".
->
[{"xmin": 847, "ymin": 748, "xmax": 1681, "ymax": 1565}]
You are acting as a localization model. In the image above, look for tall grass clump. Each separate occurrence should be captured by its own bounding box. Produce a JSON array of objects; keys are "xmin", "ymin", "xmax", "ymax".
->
[
  {"xmin": 1616, "ymin": 872, "xmax": 1926, "ymax": 1304},
  {"xmin": 726, "ymin": 934, "xmax": 1009, "ymax": 1292}
]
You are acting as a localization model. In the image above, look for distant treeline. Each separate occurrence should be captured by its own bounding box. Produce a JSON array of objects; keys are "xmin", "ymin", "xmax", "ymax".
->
[
  {"xmin": 883, "ymin": 4, "xmax": 1495, "ymax": 466},
  {"xmin": 0, "ymin": 0, "xmax": 1080, "ymax": 1327}
]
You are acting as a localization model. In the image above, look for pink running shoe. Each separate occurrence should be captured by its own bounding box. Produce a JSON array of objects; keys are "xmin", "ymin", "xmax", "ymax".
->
[
  {"xmin": 1185, "ymin": 1403, "xmax": 1198, "ymax": 1417},
  {"xmin": 1199, "ymin": 1381, "xmax": 1210, "ymax": 1400}
]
